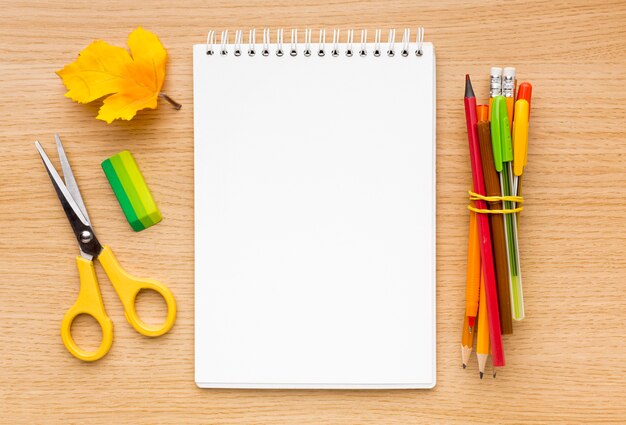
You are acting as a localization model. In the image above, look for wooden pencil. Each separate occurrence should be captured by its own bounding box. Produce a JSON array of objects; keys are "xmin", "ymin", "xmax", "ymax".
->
[
  {"xmin": 476, "ymin": 271, "xmax": 490, "ymax": 379},
  {"xmin": 477, "ymin": 118, "xmax": 514, "ymax": 335},
  {"xmin": 465, "ymin": 207, "xmax": 481, "ymax": 330},
  {"xmin": 461, "ymin": 315, "xmax": 473, "ymax": 368}
]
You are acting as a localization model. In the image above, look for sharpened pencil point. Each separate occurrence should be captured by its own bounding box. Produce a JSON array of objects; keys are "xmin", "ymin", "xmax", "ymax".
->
[
  {"xmin": 465, "ymin": 74, "xmax": 475, "ymax": 98},
  {"xmin": 493, "ymin": 371, "xmax": 497, "ymax": 379},
  {"xmin": 479, "ymin": 371, "xmax": 483, "ymax": 379},
  {"xmin": 463, "ymin": 363, "xmax": 466, "ymax": 369}
]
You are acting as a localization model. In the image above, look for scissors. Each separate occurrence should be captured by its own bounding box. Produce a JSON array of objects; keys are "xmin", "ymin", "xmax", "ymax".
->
[{"xmin": 35, "ymin": 135, "xmax": 176, "ymax": 362}]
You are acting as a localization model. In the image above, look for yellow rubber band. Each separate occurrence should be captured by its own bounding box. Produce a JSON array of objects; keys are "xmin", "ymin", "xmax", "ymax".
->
[{"xmin": 467, "ymin": 191, "xmax": 524, "ymax": 215}]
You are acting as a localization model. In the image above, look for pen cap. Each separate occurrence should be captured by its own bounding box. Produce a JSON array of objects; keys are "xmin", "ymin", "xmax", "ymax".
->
[
  {"xmin": 513, "ymin": 99, "xmax": 529, "ymax": 176},
  {"xmin": 500, "ymin": 107, "xmax": 513, "ymax": 163},
  {"xmin": 506, "ymin": 97, "xmax": 514, "ymax": 129},
  {"xmin": 490, "ymin": 97, "xmax": 503, "ymax": 171},
  {"xmin": 490, "ymin": 96, "xmax": 512, "ymax": 170},
  {"xmin": 517, "ymin": 82, "xmax": 533, "ymax": 116}
]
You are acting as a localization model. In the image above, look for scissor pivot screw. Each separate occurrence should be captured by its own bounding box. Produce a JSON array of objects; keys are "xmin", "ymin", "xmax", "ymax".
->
[{"xmin": 80, "ymin": 230, "xmax": 93, "ymax": 243}]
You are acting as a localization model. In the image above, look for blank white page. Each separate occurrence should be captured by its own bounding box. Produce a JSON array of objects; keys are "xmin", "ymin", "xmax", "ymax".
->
[{"xmin": 194, "ymin": 40, "xmax": 436, "ymax": 389}]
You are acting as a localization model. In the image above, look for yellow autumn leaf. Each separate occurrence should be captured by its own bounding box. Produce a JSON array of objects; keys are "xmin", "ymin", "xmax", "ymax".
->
[{"xmin": 57, "ymin": 27, "xmax": 178, "ymax": 123}]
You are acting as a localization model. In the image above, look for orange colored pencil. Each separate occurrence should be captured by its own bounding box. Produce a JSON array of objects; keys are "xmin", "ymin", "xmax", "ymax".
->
[
  {"xmin": 476, "ymin": 272, "xmax": 490, "ymax": 379},
  {"xmin": 465, "ymin": 207, "xmax": 481, "ymax": 330},
  {"xmin": 461, "ymin": 315, "xmax": 473, "ymax": 368}
]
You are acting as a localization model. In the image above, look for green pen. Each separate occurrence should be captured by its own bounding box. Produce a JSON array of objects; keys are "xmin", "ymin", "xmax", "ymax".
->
[{"xmin": 491, "ymin": 96, "xmax": 525, "ymax": 321}]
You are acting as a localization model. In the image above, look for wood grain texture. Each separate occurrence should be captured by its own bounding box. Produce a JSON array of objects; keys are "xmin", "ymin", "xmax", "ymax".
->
[{"xmin": 1, "ymin": 0, "xmax": 626, "ymax": 423}]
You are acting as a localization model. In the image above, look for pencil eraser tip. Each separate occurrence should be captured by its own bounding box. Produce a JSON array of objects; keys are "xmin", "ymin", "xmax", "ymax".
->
[
  {"xmin": 490, "ymin": 67, "xmax": 502, "ymax": 75},
  {"xmin": 503, "ymin": 67, "xmax": 516, "ymax": 77}
]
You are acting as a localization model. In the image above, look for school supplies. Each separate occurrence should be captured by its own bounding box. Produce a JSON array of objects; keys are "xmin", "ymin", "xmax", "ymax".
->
[
  {"xmin": 488, "ymin": 67, "xmax": 502, "ymax": 115},
  {"xmin": 462, "ymin": 69, "xmax": 534, "ymax": 378},
  {"xmin": 476, "ymin": 272, "xmax": 490, "ymax": 379},
  {"xmin": 102, "ymin": 151, "xmax": 162, "ymax": 231},
  {"xmin": 503, "ymin": 67, "xmax": 516, "ymax": 128},
  {"xmin": 464, "ymin": 75, "xmax": 505, "ymax": 368},
  {"xmin": 491, "ymin": 96, "xmax": 524, "ymax": 321},
  {"xmin": 465, "ymin": 206, "xmax": 481, "ymax": 331},
  {"xmin": 461, "ymin": 315, "xmax": 473, "ymax": 369},
  {"xmin": 477, "ymin": 113, "xmax": 513, "ymax": 335},
  {"xmin": 517, "ymin": 82, "xmax": 533, "ymax": 116},
  {"xmin": 513, "ymin": 101, "xmax": 529, "ymax": 178},
  {"xmin": 514, "ymin": 82, "xmax": 533, "ymax": 197},
  {"xmin": 194, "ymin": 28, "xmax": 435, "ymax": 389},
  {"xmin": 35, "ymin": 135, "xmax": 176, "ymax": 362}
]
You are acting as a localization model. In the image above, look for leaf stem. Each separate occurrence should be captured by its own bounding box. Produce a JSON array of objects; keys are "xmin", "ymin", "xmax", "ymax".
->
[{"xmin": 159, "ymin": 93, "xmax": 182, "ymax": 110}]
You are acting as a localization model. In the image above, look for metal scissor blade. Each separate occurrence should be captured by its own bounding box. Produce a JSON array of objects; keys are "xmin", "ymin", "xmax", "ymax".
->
[
  {"xmin": 55, "ymin": 134, "xmax": 91, "ymax": 224},
  {"xmin": 35, "ymin": 140, "xmax": 102, "ymax": 260},
  {"xmin": 35, "ymin": 141, "xmax": 90, "ymax": 227}
]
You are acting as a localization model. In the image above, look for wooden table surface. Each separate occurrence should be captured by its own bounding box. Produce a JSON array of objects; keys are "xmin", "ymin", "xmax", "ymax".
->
[{"xmin": 2, "ymin": 0, "xmax": 626, "ymax": 423}]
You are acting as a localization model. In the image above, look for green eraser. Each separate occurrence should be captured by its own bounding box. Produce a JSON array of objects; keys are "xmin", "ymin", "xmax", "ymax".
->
[{"xmin": 101, "ymin": 151, "xmax": 162, "ymax": 231}]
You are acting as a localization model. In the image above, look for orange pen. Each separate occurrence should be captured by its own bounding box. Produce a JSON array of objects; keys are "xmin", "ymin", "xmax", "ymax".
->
[
  {"xmin": 514, "ymin": 82, "xmax": 532, "ymax": 227},
  {"xmin": 517, "ymin": 82, "xmax": 532, "ymax": 170}
]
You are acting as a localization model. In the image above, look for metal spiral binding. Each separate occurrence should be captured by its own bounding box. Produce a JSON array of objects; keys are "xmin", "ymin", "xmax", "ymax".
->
[
  {"xmin": 359, "ymin": 29, "xmax": 368, "ymax": 56},
  {"xmin": 415, "ymin": 27, "xmax": 425, "ymax": 56},
  {"xmin": 318, "ymin": 29, "xmax": 326, "ymax": 57},
  {"xmin": 331, "ymin": 29, "xmax": 340, "ymax": 57},
  {"xmin": 401, "ymin": 28, "xmax": 410, "ymax": 57},
  {"xmin": 220, "ymin": 30, "xmax": 228, "ymax": 56},
  {"xmin": 248, "ymin": 29, "xmax": 256, "ymax": 56},
  {"xmin": 234, "ymin": 30, "xmax": 243, "ymax": 56},
  {"xmin": 373, "ymin": 29, "xmax": 382, "ymax": 57},
  {"xmin": 276, "ymin": 28, "xmax": 284, "ymax": 56},
  {"xmin": 304, "ymin": 29, "xmax": 312, "ymax": 57},
  {"xmin": 205, "ymin": 30, "xmax": 216, "ymax": 55},
  {"xmin": 346, "ymin": 29, "xmax": 354, "ymax": 57},
  {"xmin": 262, "ymin": 28, "xmax": 270, "ymax": 56},
  {"xmin": 205, "ymin": 28, "xmax": 425, "ymax": 57},
  {"xmin": 290, "ymin": 29, "xmax": 298, "ymax": 56},
  {"xmin": 387, "ymin": 29, "xmax": 396, "ymax": 57}
]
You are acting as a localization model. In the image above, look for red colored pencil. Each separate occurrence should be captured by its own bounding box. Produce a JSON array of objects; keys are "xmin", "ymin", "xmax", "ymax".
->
[{"xmin": 464, "ymin": 75, "xmax": 505, "ymax": 367}]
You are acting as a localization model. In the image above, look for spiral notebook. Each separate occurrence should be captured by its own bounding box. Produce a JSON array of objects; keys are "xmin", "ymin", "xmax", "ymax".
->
[{"xmin": 194, "ymin": 28, "xmax": 436, "ymax": 389}]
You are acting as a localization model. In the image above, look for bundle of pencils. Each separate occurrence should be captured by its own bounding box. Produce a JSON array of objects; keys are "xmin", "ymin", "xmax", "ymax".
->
[{"xmin": 461, "ymin": 67, "xmax": 532, "ymax": 378}]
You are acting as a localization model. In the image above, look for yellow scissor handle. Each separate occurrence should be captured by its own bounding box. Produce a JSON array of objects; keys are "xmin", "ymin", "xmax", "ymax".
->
[
  {"xmin": 98, "ymin": 245, "xmax": 176, "ymax": 337},
  {"xmin": 61, "ymin": 257, "xmax": 114, "ymax": 362}
]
